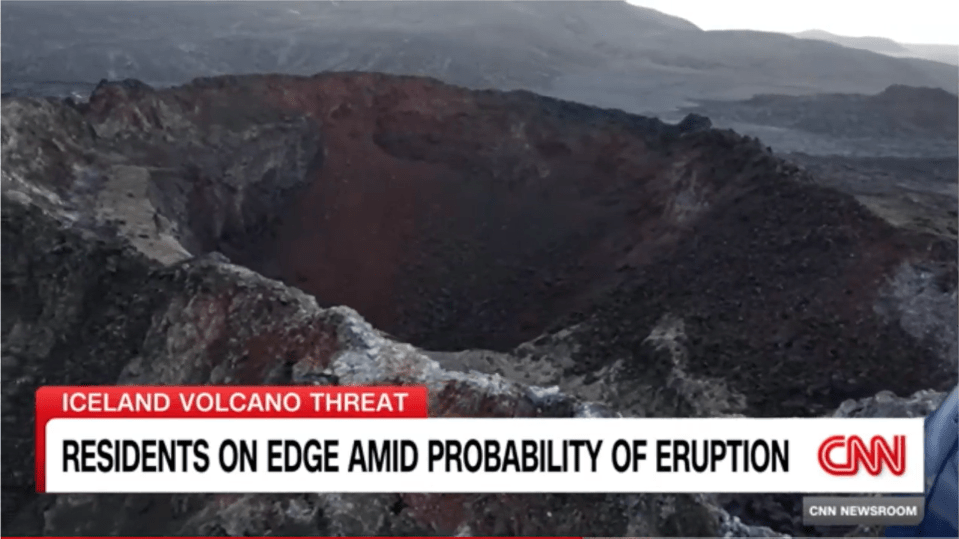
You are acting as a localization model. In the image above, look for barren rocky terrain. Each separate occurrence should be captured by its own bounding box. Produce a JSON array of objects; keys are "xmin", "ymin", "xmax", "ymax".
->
[
  {"xmin": 683, "ymin": 84, "xmax": 959, "ymax": 250},
  {"xmin": 1, "ymin": 1, "xmax": 957, "ymax": 537},
  {"xmin": 683, "ymin": 85, "xmax": 958, "ymax": 157},
  {"xmin": 1, "ymin": 73, "xmax": 955, "ymax": 536}
]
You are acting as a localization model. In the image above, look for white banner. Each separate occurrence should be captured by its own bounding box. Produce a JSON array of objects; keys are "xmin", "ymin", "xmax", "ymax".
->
[{"xmin": 43, "ymin": 417, "xmax": 924, "ymax": 493}]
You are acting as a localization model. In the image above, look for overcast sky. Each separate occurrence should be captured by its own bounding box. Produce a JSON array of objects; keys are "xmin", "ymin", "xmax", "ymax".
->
[{"xmin": 628, "ymin": 0, "xmax": 959, "ymax": 45}]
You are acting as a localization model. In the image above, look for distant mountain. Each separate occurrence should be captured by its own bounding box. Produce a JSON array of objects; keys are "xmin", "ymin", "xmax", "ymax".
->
[
  {"xmin": 691, "ymin": 84, "xmax": 958, "ymax": 140},
  {"xmin": 794, "ymin": 29, "xmax": 958, "ymax": 66},
  {"xmin": 793, "ymin": 30, "xmax": 909, "ymax": 54},
  {"xmin": 2, "ymin": 1, "xmax": 957, "ymax": 115},
  {"xmin": 684, "ymin": 84, "xmax": 958, "ymax": 158}
]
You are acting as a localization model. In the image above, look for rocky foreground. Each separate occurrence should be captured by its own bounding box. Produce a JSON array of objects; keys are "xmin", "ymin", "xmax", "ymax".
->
[{"xmin": 1, "ymin": 74, "xmax": 955, "ymax": 536}]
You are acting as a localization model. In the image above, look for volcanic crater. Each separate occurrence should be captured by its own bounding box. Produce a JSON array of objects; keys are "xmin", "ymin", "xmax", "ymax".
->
[
  {"xmin": 2, "ymin": 72, "xmax": 957, "ymax": 537},
  {"xmin": 12, "ymin": 73, "xmax": 953, "ymax": 415}
]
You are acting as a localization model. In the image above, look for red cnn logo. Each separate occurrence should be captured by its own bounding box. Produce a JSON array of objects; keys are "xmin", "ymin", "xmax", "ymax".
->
[{"xmin": 818, "ymin": 435, "xmax": 906, "ymax": 476}]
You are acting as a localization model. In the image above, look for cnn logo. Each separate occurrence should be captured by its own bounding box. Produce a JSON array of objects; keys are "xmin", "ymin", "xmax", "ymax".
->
[{"xmin": 818, "ymin": 435, "xmax": 906, "ymax": 476}]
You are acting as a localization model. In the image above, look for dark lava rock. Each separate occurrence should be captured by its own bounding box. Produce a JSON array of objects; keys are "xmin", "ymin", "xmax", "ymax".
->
[
  {"xmin": 677, "ymin": 112, "xmax": 712, "ymax": 133},
  {"xmin": 2, "ymin": 73, "xmax": 955, "ymax": 536}
]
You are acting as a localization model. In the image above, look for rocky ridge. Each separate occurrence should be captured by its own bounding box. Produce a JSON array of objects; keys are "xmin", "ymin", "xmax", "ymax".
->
[{"xmin": 2, "ymin": 74, "xmax": 955, "ymax": 536}]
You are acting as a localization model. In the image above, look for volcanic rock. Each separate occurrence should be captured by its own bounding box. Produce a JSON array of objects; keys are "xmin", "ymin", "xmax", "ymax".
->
[
  {"xmin": 677, "ymin": 113, "xmax": 712, "ymax": 134},
  {"xmin": 2, "ymin": 73, "xmax": 955, "ymax": 536}
]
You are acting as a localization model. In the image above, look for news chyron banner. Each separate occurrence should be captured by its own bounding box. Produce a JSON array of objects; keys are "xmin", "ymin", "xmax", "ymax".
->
[{"xmin": 37, "ymin": 386, "xmax": 924, "ymax": 494}]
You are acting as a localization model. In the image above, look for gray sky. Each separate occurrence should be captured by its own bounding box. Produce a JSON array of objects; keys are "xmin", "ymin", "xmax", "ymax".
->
[{"xmin": 628, "ymin": 0, "xmax": 959, "ymax": 45}]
